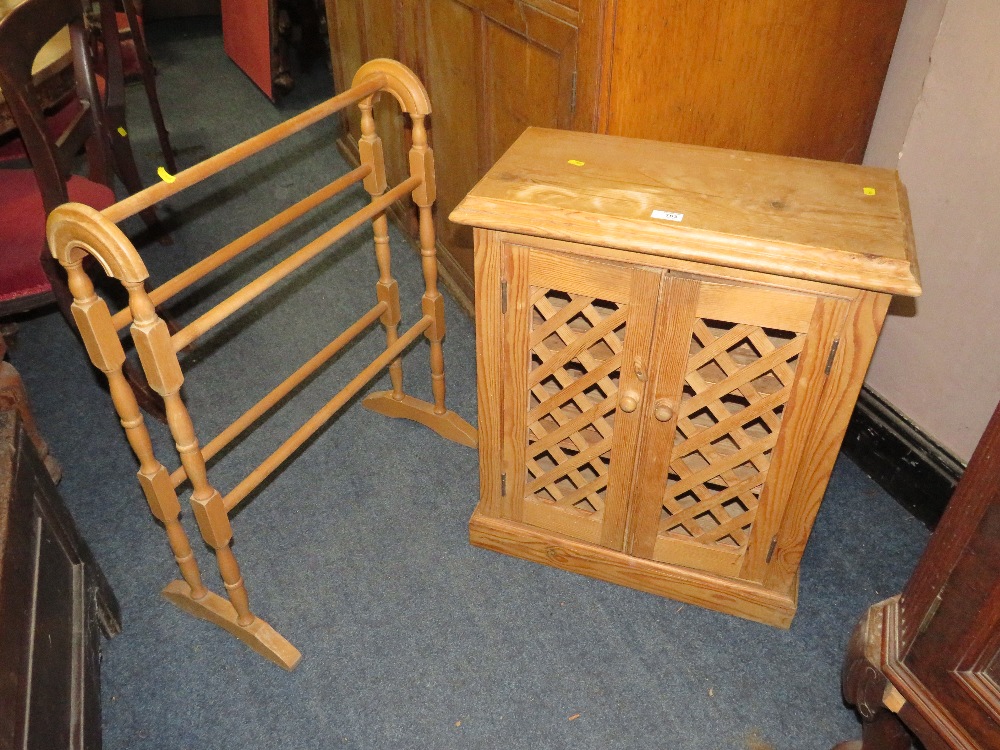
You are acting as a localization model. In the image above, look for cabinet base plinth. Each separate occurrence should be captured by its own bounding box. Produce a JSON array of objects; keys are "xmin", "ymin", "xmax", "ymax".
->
[{"xmin": 469, "ymin": 508, "xmax": 797, "ymax": 628}]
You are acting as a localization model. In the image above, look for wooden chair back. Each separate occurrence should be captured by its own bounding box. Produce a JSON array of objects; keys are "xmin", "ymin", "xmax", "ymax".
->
[{"xmin": 0, "ymin": 0, "xmax": 112, "ymax": 210}]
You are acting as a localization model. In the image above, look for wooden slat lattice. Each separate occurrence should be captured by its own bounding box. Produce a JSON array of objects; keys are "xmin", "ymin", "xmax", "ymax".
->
[
  {"xmin": 660, "ymin": 319, "xmax": 803, "ymax": 550},
  {"xmin": 525, "ymin": 288, "xmax": 627, "ymax": 516}
]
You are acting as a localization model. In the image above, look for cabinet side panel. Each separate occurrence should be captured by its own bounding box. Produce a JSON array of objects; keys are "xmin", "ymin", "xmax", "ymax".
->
[
  {"xmin": 474, "ymin": 229, "xmax": 505, "ymax": 517},
  {"xmin": 502, "ymin": 242, "xmax": 533, "ymax": 520},
  {"xmin": 220, "ymin": 0, "xmax": 273, "ymax": 99},
  {"xmin": 605, "ymin": 0, "xmax": 906, "ymax": 162},
  {"xmin": 898, "ymin": 400, "xmax": 1000, "ymax": 652},
  {"xmin": 0, "ymin": 428, "xmax": 36, "ymax": 749},
  {"xmin": 758, "ymin": 291, "xmax": 890, "ymax": 589},
  {"xmin": 25, "ymin": 518, "xmax": 77, "ymax": 750}
]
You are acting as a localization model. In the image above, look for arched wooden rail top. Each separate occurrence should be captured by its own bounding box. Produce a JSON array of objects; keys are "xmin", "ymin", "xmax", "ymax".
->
[{"xmin": 46, "ymin": 59, "xmax": 477, "ymax": 670}]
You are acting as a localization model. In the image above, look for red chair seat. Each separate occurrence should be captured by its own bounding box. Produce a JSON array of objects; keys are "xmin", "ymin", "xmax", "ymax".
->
[{"xmin": 0, "ymin": 169, "xmax": 115, "ymax": 306}]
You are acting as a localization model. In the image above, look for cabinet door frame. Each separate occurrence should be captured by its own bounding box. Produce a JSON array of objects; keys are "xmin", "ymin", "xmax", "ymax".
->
[
  {"xmin": 755, "ymin": 289, "xmax": 891, "ymax": 591},
  {"xmin": 622, "ymin": 271, "xmax": 845, "ymax": 583},
  {"xmin": 500, "ymin": 242, "xmax": 661, "ymax": 548},
  {"xmin": 475, "ymin": 231, "xmax": 890, "ymax": 620}
]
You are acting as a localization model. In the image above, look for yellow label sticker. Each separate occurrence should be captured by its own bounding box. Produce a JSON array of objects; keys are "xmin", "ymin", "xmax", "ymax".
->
[
  {"xmin": 863, "ymin": 187, "xmax": 876, "ymax": 196},
  {"xmin": 157, "ymin": 166, "xmax": 176, "ymax": 184},
  {"xmin": 567, "ymin": 159, "xmax": 585, "ymax": 167},
  {"xmin": 117, "ymin": 126, "xmax": 127, "ymax": 137}
]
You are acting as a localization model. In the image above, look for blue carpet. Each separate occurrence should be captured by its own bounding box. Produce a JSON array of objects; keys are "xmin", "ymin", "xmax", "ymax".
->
[{"xmin": 7, "ymin": 17, "xmax": 930, "ymax": 750}]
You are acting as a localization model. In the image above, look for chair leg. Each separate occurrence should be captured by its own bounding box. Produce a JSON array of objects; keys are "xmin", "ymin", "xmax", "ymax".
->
[
  {"xmin": 107, "ymin": 120, "xmax": 160, "ymax": 229},
  {"xmin": 93, "ymin": 0, "xmax": 162, "ymax": 232},
  {"xmin": 122, "ymin": 0, "xmax": 177, "ymax": 174}
]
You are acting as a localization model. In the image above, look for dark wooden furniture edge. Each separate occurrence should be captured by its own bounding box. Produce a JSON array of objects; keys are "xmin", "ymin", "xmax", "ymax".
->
[
  {"xmin": 0, "ymin": 410, "xmax": 121, "ymax": 634},
  {"xmin": 837, "ymin": 587, "xmax": 988, "ymax": 750},
  {"xmin": 0, "ymin": 409, "xmax": 121, "ymax": 750},
  {"xmin": 837, "ymin": 399, "xmax": 1000, "ymax": 749}
]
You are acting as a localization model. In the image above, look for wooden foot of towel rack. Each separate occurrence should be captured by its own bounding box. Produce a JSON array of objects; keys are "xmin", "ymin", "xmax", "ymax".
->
[{"xmin": 46, "ymin": 59, "xmax": 476, "ymax": 670}]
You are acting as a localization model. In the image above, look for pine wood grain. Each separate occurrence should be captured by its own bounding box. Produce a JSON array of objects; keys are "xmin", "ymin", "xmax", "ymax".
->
[
  {"xmin": 454, "ymin": 127, "xmax": 918, "ymax": 626},
  {"xmin": 450, "ymin": 128, "xmax": 921, "ymax": 296},
  {"xmin": 602, "ymin": 0, "xmax": 907, "ymax": 163},
  {"xmin": 47, "ymin": 61, "xmax": 476, "ymax": 669},
  {"xmin": 474, "ymin": 228, "xmax": 505, "ymax": 517},
  {"xmin": 470, "ymin": 509, "xmax": 797, "ymax": 628}
]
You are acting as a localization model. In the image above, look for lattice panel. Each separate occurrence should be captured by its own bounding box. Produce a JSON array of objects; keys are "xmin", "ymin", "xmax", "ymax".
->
[
  {"xmin": 660, "ymin": 318, "xmax": 805, "ymax": 551},
  {"xmin": 524, "ymin": 287, "xmax": 627, "ymax": 518}
]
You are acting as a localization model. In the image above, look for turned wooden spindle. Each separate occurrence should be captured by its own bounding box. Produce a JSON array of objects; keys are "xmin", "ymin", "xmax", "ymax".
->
[
  {"xmin": 409, "ymin": 114, "xmax": 447, "ymax": 416},
  {"xmin": 63, "ymin": 261, "xmax": 208, "ymax": 600},
  {"xmin": 359, "ymin": 97, "xmax": 405, "ymax": 401},
  {"xmin": 126, "ymin": 282, "xmax": 255, "ymax": 627},
  {"xmin": 45, "ymin": 61, "xmax": 474, "ymax": 670}
]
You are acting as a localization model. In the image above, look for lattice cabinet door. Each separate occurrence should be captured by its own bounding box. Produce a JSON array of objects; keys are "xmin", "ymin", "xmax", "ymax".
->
[
  {"xmin": 499, "ymin": 244, "xmax": 664, "ymax": 550},
  {"xmin": 623, "ymin": 275, "xmax": 849, "ymax": 590}
]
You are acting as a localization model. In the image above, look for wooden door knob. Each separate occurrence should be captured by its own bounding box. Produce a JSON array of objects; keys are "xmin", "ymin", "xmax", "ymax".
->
[
  {"xmin": 653, "ymin": 400, "xmax": 674, "ymax": 422},
  {"xmin": 619, "ymin": 392, "xmax": 640, "ymax": 413}
]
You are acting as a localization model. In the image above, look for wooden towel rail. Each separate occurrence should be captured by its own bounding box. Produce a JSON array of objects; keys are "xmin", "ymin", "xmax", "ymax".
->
[{"xmin": 45, "ymin": 59, "xmax": 477, "ymax": 670}]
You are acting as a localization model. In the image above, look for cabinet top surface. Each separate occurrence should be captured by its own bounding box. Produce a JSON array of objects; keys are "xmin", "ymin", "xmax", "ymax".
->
[{"xmin": 450, "ymin": 128, "xmax": 921, "ymax": 296}]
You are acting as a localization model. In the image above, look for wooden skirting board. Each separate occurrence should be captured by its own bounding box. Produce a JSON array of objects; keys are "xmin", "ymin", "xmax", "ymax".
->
[{"xmin": 842, "ymin": 387, "xmax": 964, "ymax": 529}]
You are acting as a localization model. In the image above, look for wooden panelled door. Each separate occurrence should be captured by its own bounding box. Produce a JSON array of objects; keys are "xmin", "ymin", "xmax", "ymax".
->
[
  {"xmin": 499, "ymin": 241, "xmax": 852, "ymax": 585},
  {"xmin": 419, "ymin": 0, "xmax": 585, "ymax": 282},
  {"xmin": 325, "ymin": 0, "xmax": 601, "ymax": 296}
]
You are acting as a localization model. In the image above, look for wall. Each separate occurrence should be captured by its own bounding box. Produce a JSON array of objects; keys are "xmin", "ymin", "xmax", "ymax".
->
[{"xmin": 863, "ymin": 0, "xmax": 1000, "ymax": 463}]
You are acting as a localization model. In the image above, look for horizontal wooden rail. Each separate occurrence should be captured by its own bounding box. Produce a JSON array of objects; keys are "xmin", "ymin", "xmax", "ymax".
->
[
  {"xmin": 111, "ymin": 165, "xmax": 372, "ymax": 331},
  {"xmin": 170, "ymin": 174, "xmax": 421, "ymax": 352},
  {"xmin": 102, "ymin": 74, "xmax": 386, "ymax": 224},
  {"xmin": 170, "ymin": 300, "xmax": 388, "ymax": 488},
  {"xmin": 222, "ymin": 314, "xmax": 433, "ymax": 511}
]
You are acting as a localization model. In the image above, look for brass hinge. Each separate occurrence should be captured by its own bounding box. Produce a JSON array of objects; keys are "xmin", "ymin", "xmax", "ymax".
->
[
  {"xmin": 824, "ymin": 338, "xmax": 841, "ymax": 376},
  {"xmin": 500, "ymin": 472, "xmax": 507, "ymax": 497},
  {"xmin": 501, "ymin": 279, "xmax": 508, "ymax": 315},
  {"xmin": 570, "ymin": 71, "xmax": 577, "ymax": 114},
  {"xmin": 765, "ymin": 535, "xmax": 778, "ymax": 564}
]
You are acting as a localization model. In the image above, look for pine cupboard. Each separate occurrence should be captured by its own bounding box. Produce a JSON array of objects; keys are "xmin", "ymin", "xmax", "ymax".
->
[
  {"xmin": 324, "ymin": 0, "xmax": 907, "ymax": 309},
  {"xmin": 450, "ymin": 128, "xmax": 920, "ymax": 627}
]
